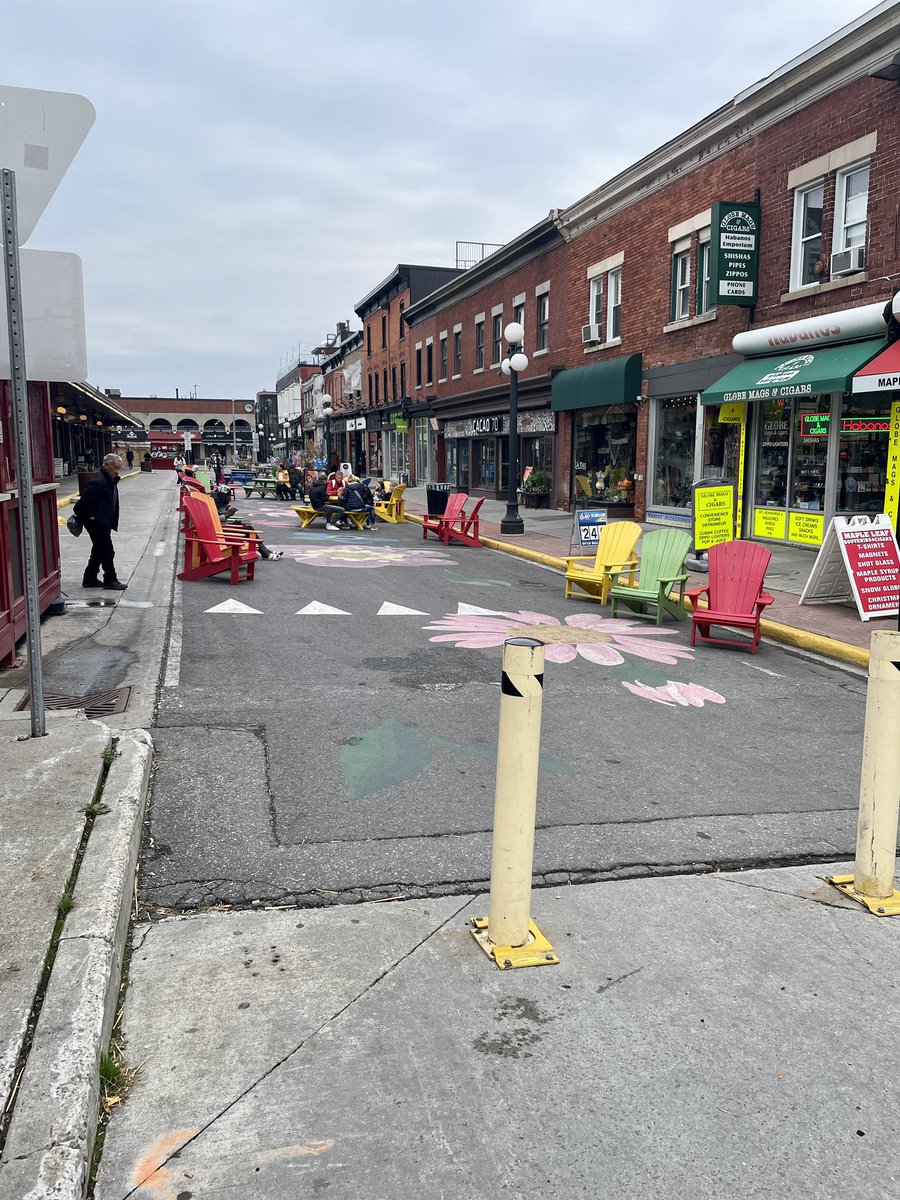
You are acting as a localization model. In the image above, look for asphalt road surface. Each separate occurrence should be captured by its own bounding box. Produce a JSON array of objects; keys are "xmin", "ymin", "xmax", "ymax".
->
[{"xmin": 142, "ymin": 500, "xmax": 867, "ymax": 910}]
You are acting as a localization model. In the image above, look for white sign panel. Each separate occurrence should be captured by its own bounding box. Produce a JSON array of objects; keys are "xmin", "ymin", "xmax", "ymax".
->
[
  {"xmin": 0, "ymin": 249, "xmax": 87, "ymax": 379},
  {"xmin": 800, "ymin": 514, "xmax": 900, "ymax": 621},
  {"xmin": 0, "ymin": 85, "xmax": 95, "ymax": 245}
]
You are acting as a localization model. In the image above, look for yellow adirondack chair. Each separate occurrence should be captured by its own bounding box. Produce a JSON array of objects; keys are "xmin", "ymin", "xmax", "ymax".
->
[
  {"xmin": 563, "ymin": 520, "xmax": 641, "ymax": 605},
  {"xmin": 375, "ymin": 483, "xmax": 407, "ymax": 523}
]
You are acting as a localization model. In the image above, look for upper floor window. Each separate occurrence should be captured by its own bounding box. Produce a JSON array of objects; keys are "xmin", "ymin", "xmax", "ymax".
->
[
  {"xmin": 366, "ymin": 324, "xmax": 372, "ymax": 356},
  {"xmin": 382, "ymin": 368, "xmax": 388, "ymax": 400},
  {"xmin": 398, "ymin": 300, "xmax": 405, "ymax": 340},
  {"xmin": 492, "ymin": 315, "xmax": 502, "ymax": 365},
  {"xmin": 439, "ymin": 335, "xmax": 448, "ymax": 380},
  {"xmin": 400, "ymin": 360, "xmax": 407, "ymax": 397},
  {"xmin": 368, "ymin": 374, "xmax": 373, "ymax": 404},
  {"xmin": 453, "ymin": 330, "xmax": 462, "ymax": 376},
  {"xmin": 790, "ymin": 182, "xmax": 824, "ymax": 290},
  {"xmin": 475, "ymin": 320, "xmax": 485, "ymax": 369},
  {"xmin": 415, "ymin": 346, "xmax": 422, "ymax": 388},
  {"xmin": 513, "ymin": 300, "xmax": 525, "ymax": 335},
  {"xmin": 835, "ymin": 163, "xmax": 869, "ymax": 253},
  {"xmin": 381, "ymin": 314, "xmax": 387, "ymax": 349},
  {"xmin": 426, "ymin": 343, "xmax": 433, "ymax": 385},
  {"xmin": 536, "ymin": 294, "xmax": 549, "ymax": 351},
  {"xmin": 607, "ymin": 268, "xmax": 622, "ymax": 339},
  {"xmin": 374, "ymin": 373, "xmax": 379, "ymax": 404},
  {"xmin": 671, "ymin": 249, "xmax": 691, "ymax": 320},
  {"xmin": 696, "ymin": 240, "xmax": 714, "ymax": 316},
  {"xmin": 391, "ymin": 365, "xmax": 397, "ymax": 400}
]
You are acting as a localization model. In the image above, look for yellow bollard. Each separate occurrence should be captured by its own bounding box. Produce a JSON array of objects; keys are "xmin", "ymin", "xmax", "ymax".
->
[
  {"xmin": 470, "ymin": 637, "xmax": 559, "ymax": 968},
  {"xmin": 827, "ymin": 630, "xmax": 900, "ymax": 915}
]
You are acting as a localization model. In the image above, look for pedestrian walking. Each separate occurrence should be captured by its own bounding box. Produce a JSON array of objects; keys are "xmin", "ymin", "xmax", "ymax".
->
[
  {"xmin": 125, "ymin": 448, "xmax": 134, "ymax": 471},
  {"xmin": 72, "ymin": 453, "xmax": 128, "ymax": 591},
  {"xmin": 83, "ymin": 445, "xmax": 95, "ymax": 471}
]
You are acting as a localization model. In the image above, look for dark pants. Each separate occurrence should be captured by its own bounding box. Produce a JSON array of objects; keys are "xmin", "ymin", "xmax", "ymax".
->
[
  {"xmin": 276, "ymin": 484, "xmax": 291, "ymax": 500},
  {"xmin": 315, "ymin": 504, "xmax": 347, "ymax": 524},
  {"xmin": 84, "ymin": 524, "xmax": 116, "ymax": 583}
]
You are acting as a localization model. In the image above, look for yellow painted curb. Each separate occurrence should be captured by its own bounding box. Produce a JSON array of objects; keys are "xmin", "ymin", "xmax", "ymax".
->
[{"xmin": 408, "ymin": 510, "xmax": 869, "ymax": 669}]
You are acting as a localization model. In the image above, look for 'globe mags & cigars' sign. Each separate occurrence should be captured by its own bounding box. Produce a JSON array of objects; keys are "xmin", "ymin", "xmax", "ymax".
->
[{"xmin": 710, "ymin": 201, "xmax": 761, "ymax": 307}]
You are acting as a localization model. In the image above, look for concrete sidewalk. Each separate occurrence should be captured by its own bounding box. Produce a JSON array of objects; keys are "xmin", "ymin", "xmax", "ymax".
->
[
  {"xmin": 94, "ymin": 860, "xmax": 900, "ymax": 1199},
  {"xmin": 403, "ymin": 487, "xmax": 895, "ymax": 663},
  {"xmin": 0, "ymin": 470, "xmax": 176, "ymax": 1198}
]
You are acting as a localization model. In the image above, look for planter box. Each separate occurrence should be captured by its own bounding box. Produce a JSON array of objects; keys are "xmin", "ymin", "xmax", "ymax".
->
[{"xmin": 522, "ymin": 492, "xmax": 550, "ymax": 509}]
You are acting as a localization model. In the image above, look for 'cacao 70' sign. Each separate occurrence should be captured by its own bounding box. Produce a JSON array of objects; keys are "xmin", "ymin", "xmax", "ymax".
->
[{"xmin": 710, "ymin": 200, "xmax": 761, "ymax": 308}]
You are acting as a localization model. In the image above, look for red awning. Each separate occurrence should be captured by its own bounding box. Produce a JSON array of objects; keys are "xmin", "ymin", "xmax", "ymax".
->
[
  {"xmin": 148, "ymin": 430, "xmax": 201, "ymax": 443},
  {"xmin": 853, "ymin": 340, "xmax": 900, "ymax": 394}
]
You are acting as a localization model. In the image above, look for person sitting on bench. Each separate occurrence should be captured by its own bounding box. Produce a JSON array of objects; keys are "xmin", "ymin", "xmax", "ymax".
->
[{"xmin": 309, "ymin": 471, "xmax": 349, "ymax": 530}]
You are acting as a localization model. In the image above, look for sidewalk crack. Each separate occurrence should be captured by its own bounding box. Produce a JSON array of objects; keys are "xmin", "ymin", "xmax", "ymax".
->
[{"xmin": 119, "ymin": 894, "xmax": 473, "ymax": 1199}]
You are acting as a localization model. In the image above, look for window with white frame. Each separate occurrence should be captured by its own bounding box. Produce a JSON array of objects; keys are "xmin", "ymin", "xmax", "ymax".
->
[
  {"xmin": 536, "ymin": 293, "xmax": 549, "ymax": 351},
  {"xmin": 492, "ymin": 314, "xmax": 502, "ymax": 364},
  {"xmin": 834, "ymin": 163, "xmax": 870, "ymax": 252},
  {"xmin": 513, "ymin": 300, "xmax": 525, "ymax": 336},
  {"xmin": 453, "ymin": 330, "xmax": 462, "ymax": 376},
  {"xmin": 697, "ymin": 238, "xmax": 714, "ymax": 315},
  {"xmin": 790, "ymin": 181, "xmax": 824, "ymax": 289},
  {"xmin": 589, "ymin": 277, "xmax": 603, "ymax": 331},
  {"xmin": 607, "ymin": 267, "xmax": 622, "ymax": 340},
  {"xmin": 439, "ymin": 335, "xmax": 448, "ymax": 381},
  {"xmin": 474, "ymin": 320, "xmax": 485, "ymax": 370},
  {"xmin": 672, "ymin": 249, "xmax": 691, "ymax": 320}
]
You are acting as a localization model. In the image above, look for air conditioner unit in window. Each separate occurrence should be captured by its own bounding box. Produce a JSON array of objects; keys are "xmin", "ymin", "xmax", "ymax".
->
[
  {"xmin": 581, "ymin": 323, "xmax": 602, "ymax": 344},
  {"xmin": 830, "ymin": 246, "xmax": 866, "ymax": 277}
]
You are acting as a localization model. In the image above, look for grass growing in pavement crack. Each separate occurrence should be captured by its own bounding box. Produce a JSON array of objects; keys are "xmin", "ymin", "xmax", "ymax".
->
[
  {"xmin": 82, "ymin": 801, "xmax": 111, "ymax": 819},
  {"xmin": 0, "ymin": 736, "xmax": 119, "ymax": 1156}
]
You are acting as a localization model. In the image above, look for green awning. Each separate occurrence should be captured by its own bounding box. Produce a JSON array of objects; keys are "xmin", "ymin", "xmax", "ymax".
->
[
  {"xmin": 701, "ymin": 339, "xmax": 885, "ymax": 406},
  {"xmin": 551, "ymin": 353, "xmax": 642, "ymax": 412}
]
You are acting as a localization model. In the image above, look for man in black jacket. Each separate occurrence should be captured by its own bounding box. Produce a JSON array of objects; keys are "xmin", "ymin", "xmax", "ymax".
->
[{"xmin": 73, "ymin": 453, "xmax": 127, "ymax": 590}]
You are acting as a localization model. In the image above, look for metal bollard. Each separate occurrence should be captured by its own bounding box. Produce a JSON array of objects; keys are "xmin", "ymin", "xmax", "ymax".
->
[
  {"xmin": 470, "ymin": 637, "xmax": 559, "ymax": 968},
  {"xmin": 827, "ymin": 630, "xmax": 900, "ymax": 915}
]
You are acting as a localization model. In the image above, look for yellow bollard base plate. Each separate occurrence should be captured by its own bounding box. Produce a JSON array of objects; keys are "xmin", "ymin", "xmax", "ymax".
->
[
  {"xmin": 825, "ymin": 874, "xmax": 900, "ymax": 916},
  {"xmin": 469, "ymin": 916, "xmax": 559, "ymax": 969}
]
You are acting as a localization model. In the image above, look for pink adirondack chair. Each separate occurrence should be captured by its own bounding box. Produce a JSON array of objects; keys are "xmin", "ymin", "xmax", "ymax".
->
[
  {"xmin": 422, "ymin": 492, "xmax": 468, "ymax": 541},
  {"xmin": 686, "ymin": 540, "xmax": 773, "ymax": 654},
  {"xmin": 442, "ymin": 496, "xmax": 485, "ymax": 547}
]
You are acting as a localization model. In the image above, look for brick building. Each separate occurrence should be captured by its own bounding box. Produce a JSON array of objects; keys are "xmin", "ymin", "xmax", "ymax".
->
[
  {"xmin": 354, "ymin": 264, "xmax": 463, "ymax": 482},
  {"xmin": 117, "ymin": 396, "xmax": 258, "ymax": 467}
]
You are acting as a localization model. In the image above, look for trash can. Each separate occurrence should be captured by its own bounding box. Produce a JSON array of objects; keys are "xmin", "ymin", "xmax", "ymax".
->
[
  {"xmin": 426, "ymin": 482, "xmax": 453, "ymax": 516},
  {"xmin": 77, "ymin": 471, "xmax": 96, "ymax": 496}
]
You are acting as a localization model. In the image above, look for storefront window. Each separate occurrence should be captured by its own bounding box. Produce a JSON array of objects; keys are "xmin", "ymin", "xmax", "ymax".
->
[
  {"xmin": 573, "ymin": 405, "xmax": 637, "ymax": 505},
  {"xmin": 652, "ymin": 396, "xmax": 696, "ymax": 507},
  {"xmin": 414, "ymin": 418, "xmax": 430, "ymax": 484},
  {"xmin": 475, "ymin": 439, "xmax": 496, "ymax": 489},
  {"xmin": 522, "ymin": 435, "xmax": 553, "ymax": 475},
  {"xmin": 838, "ymin": 396, "xmax": 891, "ymax": 514},
  {"xmin": 368, "ymin": 432, "xmax": 382, "ymax": 477},
  {"xmin": 789, "ymin": 399, "xmax": 827, "ymax": 511},
  {"xmin": 387, "ymin": 429, "xmax": 409, "ymax": 483},
  {"xmin": 701, "ymin": 406, "xmax": 741, "ymax": 480},
  {"xmin": 755, "ymin": 399, "xmax": 791, "ymax": 507}
]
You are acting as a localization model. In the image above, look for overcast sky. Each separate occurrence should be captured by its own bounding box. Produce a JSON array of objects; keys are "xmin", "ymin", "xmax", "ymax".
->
[{"xmin": 2, "ymin": 0, "xmax": 883, "ymax": 399}]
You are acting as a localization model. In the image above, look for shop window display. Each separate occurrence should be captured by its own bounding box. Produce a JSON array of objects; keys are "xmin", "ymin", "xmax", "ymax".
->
[
  {"xmin": 789, "ymin": 399, "xmax": 827, "ymax": 511},
  {"xmin": 573, "ymin": 405, "xmax": 637, "ymax": 506},
  {"xmin": 702, "ymin": 406, "xmax": 741, "ymax": 480},
  {"xmin": 838, "ymin": 397, "xmax": 890, "ymax": 514},
  {"xmin": 755, "ymin": 399, "xmax": 791, "ymax": 507},
  {"xmin": 653, "ymin": 396, "xmax": 696, "ymax": 507}
]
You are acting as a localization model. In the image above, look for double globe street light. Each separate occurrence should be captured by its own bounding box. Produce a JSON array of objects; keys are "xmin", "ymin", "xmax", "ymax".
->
[
  {"xmin": 499, "ymin": 322, "xmax": 529, "ymax": 535},
  {"xmin": 321, "ymin": 394, "xmax": 333, "ymax": 468}
]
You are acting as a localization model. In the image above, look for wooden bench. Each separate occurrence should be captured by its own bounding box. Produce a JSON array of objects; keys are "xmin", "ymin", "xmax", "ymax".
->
[
  {"xmin": 687, "ymin": 540, "xmax": 774, "ymax": 654},
  {"xmin": 242, "ymin": 477, "xmax": 281, "ymax": 498},
  {"xmin": 375, "ymin": 483, "xmax": 406, "ymax": 523},
  {"xmin": 440, "ymin": 496, "xmax": 484, "ymax": 547},
  {"xmin": 178, "ymin": 492, "xmax": 258, "ymax": 584},
  {"xmin": 422, "ymin": 492, "xmax": 468, "ymax": 542},
  {"xmin": 291, "ymin": 505, "xmax": 371, "ymax": 531}
]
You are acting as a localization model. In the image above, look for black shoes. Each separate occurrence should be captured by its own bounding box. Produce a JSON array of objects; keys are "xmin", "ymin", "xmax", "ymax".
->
[
  {"xmin": 82, "ymin": 579, "xmax": 102, "ymax": 588},
  {"xmin": 103, "ymin": 579, "xmax": 128, "ymax": 590}
]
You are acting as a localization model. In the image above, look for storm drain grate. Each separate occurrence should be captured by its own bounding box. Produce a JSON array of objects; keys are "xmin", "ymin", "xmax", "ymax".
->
[{"xmin": 16, "ymin": 687, "xmax": 132, "ymax": 719}]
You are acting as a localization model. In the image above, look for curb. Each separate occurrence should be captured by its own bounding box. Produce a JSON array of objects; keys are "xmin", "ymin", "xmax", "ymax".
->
[
  {"xmin": 0, "ymin": 729, "xmax": 153, "ymax": 1199},
  {"xmin": 405, "ymin": 511, "xmax": 869, "ymax": 669}
]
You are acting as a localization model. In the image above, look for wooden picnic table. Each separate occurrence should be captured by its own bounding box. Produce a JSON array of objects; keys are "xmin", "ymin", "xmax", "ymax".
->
[{"xmin": 242, "ymin": 477, "xmax": 281, "ymax": 498}]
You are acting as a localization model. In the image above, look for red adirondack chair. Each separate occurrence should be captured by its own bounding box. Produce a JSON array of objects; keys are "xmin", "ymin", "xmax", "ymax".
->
[
  {"xmin": 422, "ymin": 492, "xmax": 469, "ymax": 542},
  {"xmin": 178, "ymin": 492, "xmax": 258, "ymax": 585},
  {"xmin": 686, "ymin": 540, "xmax": 773, "ymax": 654},
  {"xmin": 442, "ymin": 496, "xmax": 485, "ymax": 547}
]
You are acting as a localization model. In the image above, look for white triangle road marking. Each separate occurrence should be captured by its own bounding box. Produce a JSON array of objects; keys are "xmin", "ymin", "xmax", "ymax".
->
[
  {"xmin": 457, "ymin": 603, "xmax": 505, "ymax": 616},
  {"xmin": 377, "ymin": 602, "xmax": 429, "ymax": 616},
  {"xmin": 295, "ymin": 601, "xmax": 351, "ymax": 615},
  {"xmin": 204, "ymin": 599, "xmax": 263, "ymax": 614}
]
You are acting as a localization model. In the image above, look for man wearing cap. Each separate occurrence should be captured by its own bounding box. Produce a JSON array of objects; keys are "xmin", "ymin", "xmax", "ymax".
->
[{"xmin": 73, "ymin": 452, "xmax": 128, "ymax": 591}]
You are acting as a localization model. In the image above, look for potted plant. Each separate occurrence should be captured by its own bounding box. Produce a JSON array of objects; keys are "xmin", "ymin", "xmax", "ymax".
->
[{"xmin": 519, "ymin": 470, "xmax": 551, "ymax": 509}]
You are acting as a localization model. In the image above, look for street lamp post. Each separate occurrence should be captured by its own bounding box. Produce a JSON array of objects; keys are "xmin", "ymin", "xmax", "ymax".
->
[
  {"xmin": 322, "ymin": 394, "xmax": 333, "ymax": 469},
  {"xmin": 231, "ymin": 398, "xmax": 237, "ymax": 465},
  {"xmin": 499, "ymin": 322, "xmax": 529, "ymax": 535}
]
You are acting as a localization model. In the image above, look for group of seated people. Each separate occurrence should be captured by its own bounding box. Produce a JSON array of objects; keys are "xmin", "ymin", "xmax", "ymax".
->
[{"xmin": 308, "ymin": 471, "xmax": 390, "ymax": 530}]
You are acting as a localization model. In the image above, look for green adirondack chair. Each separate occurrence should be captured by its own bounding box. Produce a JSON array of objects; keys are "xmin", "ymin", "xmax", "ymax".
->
[{"xmin": 608, "ymin": 528, "xmax": 692, "ymax": 625}]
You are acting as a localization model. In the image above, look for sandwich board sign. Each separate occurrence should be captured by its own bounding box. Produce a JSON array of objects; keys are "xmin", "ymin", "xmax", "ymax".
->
[
  {"xmin": 800, "ymin": 514, "xmax": 900, "ymax": 621},
  {"xmin": 570, "ymin": 507, "xmax": 608, "ymax": 552}
]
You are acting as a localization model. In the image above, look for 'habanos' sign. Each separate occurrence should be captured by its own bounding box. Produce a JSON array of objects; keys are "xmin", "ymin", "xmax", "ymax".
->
[{"xmin": 710, "ymin": 200, "xmax": 761, "ymax": 308}]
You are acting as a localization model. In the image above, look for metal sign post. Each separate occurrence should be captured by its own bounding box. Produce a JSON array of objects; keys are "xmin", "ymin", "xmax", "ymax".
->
[{"xmin": 2, "ymin": 169, "xmax": 46, "ymax": 737}]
